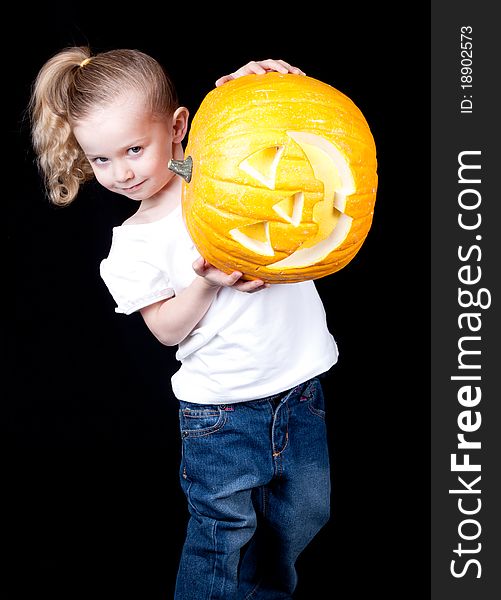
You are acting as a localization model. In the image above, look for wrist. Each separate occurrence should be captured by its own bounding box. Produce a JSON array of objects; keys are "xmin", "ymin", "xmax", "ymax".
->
[{"xmin": 194, "ymin": 275, "xmax": 222, "ymax": 293}]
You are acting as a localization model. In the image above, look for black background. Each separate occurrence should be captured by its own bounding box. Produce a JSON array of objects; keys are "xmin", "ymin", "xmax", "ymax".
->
[{"xmin": 6, "ymin": 6, "xmax": 430, "ymax": 599}]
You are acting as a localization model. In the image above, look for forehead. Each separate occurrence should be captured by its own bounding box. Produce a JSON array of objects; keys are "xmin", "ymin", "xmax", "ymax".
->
[{"xmin": 73, "ymin": 92, "xmax": 157, "ymax": 152}]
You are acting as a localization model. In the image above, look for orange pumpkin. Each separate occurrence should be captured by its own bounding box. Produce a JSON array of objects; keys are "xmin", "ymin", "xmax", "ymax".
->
[{"xmin": 171, "ymin": 72, "xmax": 377, "ymax": 283}]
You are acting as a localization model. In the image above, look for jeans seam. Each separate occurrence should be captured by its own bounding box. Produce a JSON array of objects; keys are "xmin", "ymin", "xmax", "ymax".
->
[
  {"xmin": 185, "ymin": 478, "xmax": 201, "ymax": 517},
  {"xmin": 272, "ymin": 402, "xmax": 290, "ymax": 461},
  {"xmin": 307, "ymin": 404, "xmax": 326, "ymax": 419},
  {"xmin": 244, "ymin": 581, "xmax": 261, "ymax": 599},
  {"xmin": 209, "ymin": 517, "xmax": 218, "ymax": 600},
  {"xmin": 262, "ymin": 486, "xmax": 268, "ymax": 518}
]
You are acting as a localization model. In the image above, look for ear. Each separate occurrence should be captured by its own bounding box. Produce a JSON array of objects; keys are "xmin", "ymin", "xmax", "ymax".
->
[{"xmin": 171, "ymin": 106, "xmax": 189, "ymax": 143}]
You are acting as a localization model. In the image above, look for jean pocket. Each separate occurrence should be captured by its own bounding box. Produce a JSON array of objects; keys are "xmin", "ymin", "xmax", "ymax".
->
[
  {"xmin": 300, "ymin": 378, "xmax": 326, "ymax": 420},
  {"xmin": 179, "ymin": 405, "xmax": 227, "ymax": 438}
]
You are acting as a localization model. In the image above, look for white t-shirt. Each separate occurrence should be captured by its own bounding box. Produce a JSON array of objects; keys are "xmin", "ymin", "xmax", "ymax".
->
[{"xmin": 100, "ymin": 204, "xmax": 338, "ymax": 404}]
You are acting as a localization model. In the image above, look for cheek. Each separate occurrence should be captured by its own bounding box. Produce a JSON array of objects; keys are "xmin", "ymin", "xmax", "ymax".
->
[
  {"xmin": 148, "ymin": 155, "xmax": 171, "ymax": 181},
  {"xmin": 90, "ymin": 165, "xmax": 119, "ymax": 192},
  {"xmin": 92, "ymin": 169, "xmax": 112, "ymax": 189}
]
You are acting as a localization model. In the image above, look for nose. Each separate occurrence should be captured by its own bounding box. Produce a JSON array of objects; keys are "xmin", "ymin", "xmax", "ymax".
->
[{"xmin": 113, "ymin": 162, "xmax": 134, "ymax": 184}]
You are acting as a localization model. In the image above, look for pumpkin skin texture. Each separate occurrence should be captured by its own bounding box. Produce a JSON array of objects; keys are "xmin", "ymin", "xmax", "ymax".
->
[{"xmin": 181, "ymin": 72, "xmax": 377, "ymax": 283}]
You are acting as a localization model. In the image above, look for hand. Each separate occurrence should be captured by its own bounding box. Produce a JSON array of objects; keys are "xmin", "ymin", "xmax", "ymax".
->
[
  {"xmin": 215, "ymin": 59, "xmax": 306, "ymax": 87},
  {"xmin": 193, "ymin": 257, "xmax": 269, "ymax": 293}
]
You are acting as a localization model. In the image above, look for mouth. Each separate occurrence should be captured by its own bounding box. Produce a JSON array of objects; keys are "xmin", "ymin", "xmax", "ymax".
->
[{"xmin": 120, "ymin": 180, "xmax": 146, "ymax": 192}]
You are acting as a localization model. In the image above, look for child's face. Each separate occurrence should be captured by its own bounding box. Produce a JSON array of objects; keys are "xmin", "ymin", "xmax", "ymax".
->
[{"xmin": 73, "ymin": 92, "xmax": 184, "ymax": 202}]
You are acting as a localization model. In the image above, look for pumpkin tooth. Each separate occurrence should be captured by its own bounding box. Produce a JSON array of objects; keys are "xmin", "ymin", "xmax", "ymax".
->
[{"xmin": 269, "ymin": 213, "xmax": 353, "ymax": 269}]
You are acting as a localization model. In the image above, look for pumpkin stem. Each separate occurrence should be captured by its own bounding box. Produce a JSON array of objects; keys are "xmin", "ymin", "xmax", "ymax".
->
[{"xmin": 168, "ymin": 156, "xmax": 193, "ymax": 183}]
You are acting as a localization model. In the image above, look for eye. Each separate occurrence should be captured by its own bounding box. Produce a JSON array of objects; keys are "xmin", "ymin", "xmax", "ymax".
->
[
  {"xmin": 92, "ymin": 157, "xmax": 108, "ymax": 165},
  {"xmin": 128, "ymin": 146, "xmax": 142, "ymax": 155}
]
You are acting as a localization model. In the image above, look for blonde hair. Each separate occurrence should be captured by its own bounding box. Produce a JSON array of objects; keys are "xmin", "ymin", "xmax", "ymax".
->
[{"xmin": 29, "ymin": 46, "xmax": 179, "ymax": 206}]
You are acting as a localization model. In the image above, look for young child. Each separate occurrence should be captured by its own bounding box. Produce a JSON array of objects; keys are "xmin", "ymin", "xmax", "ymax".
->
[{"xmin": 29, "ymin": 47, "xmax": 338, "ymax": 599}]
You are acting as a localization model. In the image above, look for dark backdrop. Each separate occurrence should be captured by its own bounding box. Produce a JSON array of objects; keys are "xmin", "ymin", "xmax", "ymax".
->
[{"xmin": 6, "ymin": 6, "xmax": 430, "ymax": 599}]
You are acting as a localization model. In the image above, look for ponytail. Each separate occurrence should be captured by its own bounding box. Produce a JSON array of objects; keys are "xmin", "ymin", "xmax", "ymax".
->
[{"xmin": 29, "ymin": 46, "xmax": 95, "ymax": 206}]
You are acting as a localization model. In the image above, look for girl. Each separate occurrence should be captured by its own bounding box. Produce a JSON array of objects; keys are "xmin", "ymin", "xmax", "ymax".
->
[{"xmin": 29, "ymin": 47, "xmax": 338, "ymax": 599}]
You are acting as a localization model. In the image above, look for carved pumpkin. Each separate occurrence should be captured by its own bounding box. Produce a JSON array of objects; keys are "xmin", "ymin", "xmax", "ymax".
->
[{"xmin": 171, "ymin": 72, "xmax": 377, "ymax": 283}]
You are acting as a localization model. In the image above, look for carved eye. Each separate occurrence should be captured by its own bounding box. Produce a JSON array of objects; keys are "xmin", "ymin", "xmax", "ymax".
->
[{"xmin": 180, "ymin": 73, "xmax": 377, "ymax": 283}]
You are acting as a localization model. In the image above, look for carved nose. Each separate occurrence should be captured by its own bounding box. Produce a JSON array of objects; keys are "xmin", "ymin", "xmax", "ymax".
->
[{"xmin": 168, "ymin": 156, "xmax": 193, "ymax": 183}]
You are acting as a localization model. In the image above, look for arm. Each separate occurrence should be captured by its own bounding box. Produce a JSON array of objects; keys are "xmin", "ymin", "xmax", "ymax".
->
[
  {"xmin": 143, "ymin": 60, "xmax": 299, "ymax": 346},
  {"xmin": 140, "ymin": 258, "xmax": 267, "ymax": 346}
]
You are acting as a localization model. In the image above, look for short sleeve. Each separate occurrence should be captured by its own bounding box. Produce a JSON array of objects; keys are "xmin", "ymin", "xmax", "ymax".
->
[{"xmin": 100, "ymin": 230, "xmax": 175, "ymax": 315}]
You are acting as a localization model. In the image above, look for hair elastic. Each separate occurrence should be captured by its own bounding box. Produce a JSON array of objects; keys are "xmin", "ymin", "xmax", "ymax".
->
[{"xmin": 79, "ymin": 57, "xmax": 91, "ymax": 68}]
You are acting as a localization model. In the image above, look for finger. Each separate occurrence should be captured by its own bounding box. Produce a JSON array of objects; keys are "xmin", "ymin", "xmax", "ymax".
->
[
  {"xmin": 272, "ymin": 59, "xmax": 292, "ymax": 72},
  {"xmin": 215, "ymin": 75, "xmax": 231, "ymax": 87},
  {"xmin": 248, "ymin": 60, "xmax": 268, "ymax": 73},
  {"xmin": 215, "ymin": 62, "xmax": 263, "ymax": 86},
  {"xmin": 287, "ymin": 65, "xmax": 306, "ymax": 75},
  {"xmin": 224, "ymin": 271, "xmax": 243, "ymax": 286},
  {"xmin": 192, "ymin": 256, "xmax": 204, "ymax": 268},
  {"xmin": 247, "ymin": 283, "xmax": 268, "ymax": 293},
  {"xmin": 233, "ymin": 61, "xmax": 267, "ymax": 77},
  {"xmin": 234, "ymin": 279, "xmax": 267, "ymax": 293},
  {"xmin": 270, "ymin": 60, "xmax": 306, "ymax": 75},
  {"xmin": 192, "ymin": 256, "xmax": 206, "ymax": 274},
  {"xmin": 258, "ymin": 59, "xmax": 289, "ymax": 73}
]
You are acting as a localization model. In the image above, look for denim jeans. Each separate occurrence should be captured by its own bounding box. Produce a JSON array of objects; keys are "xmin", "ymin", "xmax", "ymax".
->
[{"xmin": 174, "ymin": 377, "xmax": 331, "ymax": 600}]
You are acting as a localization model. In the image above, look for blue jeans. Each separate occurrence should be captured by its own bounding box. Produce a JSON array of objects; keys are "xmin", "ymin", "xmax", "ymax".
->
[{"xmin": 174, "ymin": 377, "xmax": 331, "ymax": 599}]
